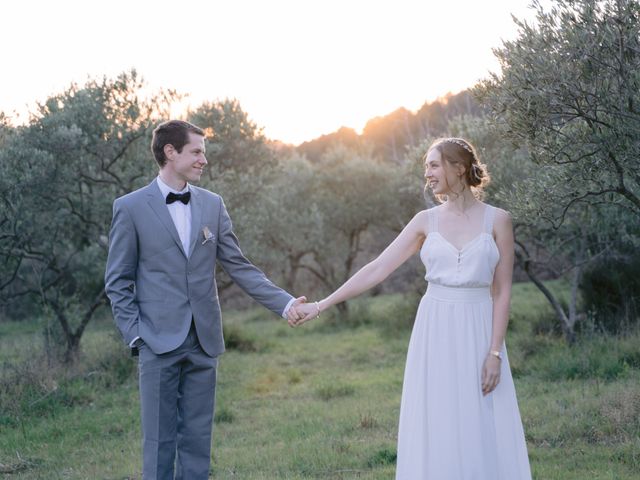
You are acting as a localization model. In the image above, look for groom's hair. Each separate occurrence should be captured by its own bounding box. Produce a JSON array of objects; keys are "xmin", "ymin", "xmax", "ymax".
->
[{"xmin": 152, "ymin": 120, "xmax": 205, "ymax": 167}]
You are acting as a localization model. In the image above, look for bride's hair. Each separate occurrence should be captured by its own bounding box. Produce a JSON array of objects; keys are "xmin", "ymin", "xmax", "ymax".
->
[{"xmin": 424, "ymin": 137, "xmax": 491, "ymax": 201}]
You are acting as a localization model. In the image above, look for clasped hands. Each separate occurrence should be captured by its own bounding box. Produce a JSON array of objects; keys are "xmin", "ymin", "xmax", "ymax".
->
[{"xmin": 286, "ymin": 296, "xmax": 323, "ymax": 327}]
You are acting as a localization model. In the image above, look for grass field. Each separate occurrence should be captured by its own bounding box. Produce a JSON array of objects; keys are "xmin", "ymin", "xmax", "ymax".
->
[{"xmin": 1, "ymin": 281, "xmax": 639, "ymax": 479}]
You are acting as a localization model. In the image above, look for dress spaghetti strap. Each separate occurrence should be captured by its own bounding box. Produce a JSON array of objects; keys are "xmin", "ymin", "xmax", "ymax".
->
[
  {"xmin": 428, "ymin": 207, "xmax": 438, "ymax": 234},
  {"xmin": 483, "ymin": 205, "xmax": 497, "ymax": 235}
]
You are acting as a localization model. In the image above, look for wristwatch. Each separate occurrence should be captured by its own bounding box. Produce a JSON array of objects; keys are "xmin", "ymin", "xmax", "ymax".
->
[{"xmin": 489, "ymin": 349, "xmax": 502, "ymax": 360}]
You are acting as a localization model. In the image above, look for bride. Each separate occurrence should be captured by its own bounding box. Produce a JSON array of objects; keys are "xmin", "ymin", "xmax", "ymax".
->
[{"xmin": 291, "ymin": 138, "xmax": 532, "ymax": 479}]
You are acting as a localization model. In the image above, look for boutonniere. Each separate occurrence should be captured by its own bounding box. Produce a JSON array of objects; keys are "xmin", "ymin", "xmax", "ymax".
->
[{"xmin": 202, "ymin": 226, "xmax": 215, "ymax": 245}]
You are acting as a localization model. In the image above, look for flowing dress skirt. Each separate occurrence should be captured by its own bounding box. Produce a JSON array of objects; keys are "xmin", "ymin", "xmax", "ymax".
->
[{"xmin": 395, "ymin": 284, "xmax": 531, "ymax": 479}]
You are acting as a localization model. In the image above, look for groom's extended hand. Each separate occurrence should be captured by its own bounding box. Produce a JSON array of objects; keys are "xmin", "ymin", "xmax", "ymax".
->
[
  {"xmin": 286, "ymin": 296, "xmax": 307, "ymax": 325},
  {"xmin": 289, "ymin": 302, "xmax": 320, "ymax": 327}
]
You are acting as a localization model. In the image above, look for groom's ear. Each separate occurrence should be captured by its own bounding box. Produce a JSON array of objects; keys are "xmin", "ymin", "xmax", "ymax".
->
[{"xmin": 164, "ymin": 143, "xmax": 176, "ymax": 160}]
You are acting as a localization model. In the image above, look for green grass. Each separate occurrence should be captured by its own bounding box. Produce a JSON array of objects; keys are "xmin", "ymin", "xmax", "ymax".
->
[{"xmin": 1, "ymin": 281, "xmax": 639, "ymax": 479}]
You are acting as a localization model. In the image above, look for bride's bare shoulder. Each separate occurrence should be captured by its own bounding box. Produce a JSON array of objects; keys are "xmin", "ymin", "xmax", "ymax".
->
[
  {"xmin": 414, "ymin": 207, "xmax": 440, "ymax": 223},
  {"xmin": 407, "ymin": 210, "xmax": 431, "ymax": 236},
  {"xmin": 492, "ymin": 206, "xmax": 513, "ymax": 224},
  {"xmin": 487, "ymin": 206, "xmax": 513, "ymax": 237},
  {"xmin": 420, "ymin": 204, "xmax": 442, "ymax": 217},
  {"xmin": 480, "ymin": 202, "xmax": 510, "ymax": 220}
]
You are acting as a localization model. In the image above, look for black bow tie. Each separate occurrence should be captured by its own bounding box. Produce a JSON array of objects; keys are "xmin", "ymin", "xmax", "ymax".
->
[{"xmin": 166, "ymin": 191, "xmax": 191, "ymax": 205}]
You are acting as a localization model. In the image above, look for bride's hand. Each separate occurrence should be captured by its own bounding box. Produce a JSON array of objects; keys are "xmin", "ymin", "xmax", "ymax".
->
[
  {"xmin": 481, "ymin": 355, "xmax": 501, "ymax": 396},
  {"xmin": 288, "ymin": 302, "xmax": 320, "ymax": 327}
]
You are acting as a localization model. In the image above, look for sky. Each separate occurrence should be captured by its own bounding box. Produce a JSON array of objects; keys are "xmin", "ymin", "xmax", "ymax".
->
[{"xmin": 1, "ymin": 0, "xmax": 547, "ymax": 145}]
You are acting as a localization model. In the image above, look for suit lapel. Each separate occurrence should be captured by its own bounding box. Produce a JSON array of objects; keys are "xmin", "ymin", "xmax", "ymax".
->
[
  {"xmin": 145, "ymin": 179, "xmax": 187, "ymax": 258},
  {"xmin": 188, "ymin": 187, "xmax": 203, "ymax": 258}
]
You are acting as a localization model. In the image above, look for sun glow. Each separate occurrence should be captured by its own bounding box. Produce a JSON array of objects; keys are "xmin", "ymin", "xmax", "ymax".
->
[{"xmin": 1, "ymin": 0, "xmax": 547, "ymax": 144}]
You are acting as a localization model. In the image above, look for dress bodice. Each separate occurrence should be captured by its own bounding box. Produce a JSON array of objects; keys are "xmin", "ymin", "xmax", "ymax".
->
[{"xmin": 420, "ymin": 204, "xmax": 500, "ymax": 288}]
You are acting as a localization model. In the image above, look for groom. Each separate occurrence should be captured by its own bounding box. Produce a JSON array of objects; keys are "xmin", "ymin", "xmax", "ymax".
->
[{"xmin": 105, "ymin": 120, "xmax": 304, "ymax": 479}]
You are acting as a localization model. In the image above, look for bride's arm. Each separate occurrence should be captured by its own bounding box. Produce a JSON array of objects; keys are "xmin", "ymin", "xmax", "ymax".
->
[
  {"xmin": 489, "ymin": 209, "xmax": 515, "ymax": 352},
  {"xmin": 293, "ymin": 210, "xmax": 428, "ymax": 324},
  {"xmin": 481, "ymin": 208, "xmax": 514, "ymax": 395}
]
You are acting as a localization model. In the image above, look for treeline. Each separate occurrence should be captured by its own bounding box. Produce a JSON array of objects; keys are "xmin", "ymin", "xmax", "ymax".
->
[
  {"xmin": 1, "ymin": 0, "xmax": 639, "ymax": 362},
  {"xmin": 297, "ymin": 90, "xmax": 483, "ymax": 163}
]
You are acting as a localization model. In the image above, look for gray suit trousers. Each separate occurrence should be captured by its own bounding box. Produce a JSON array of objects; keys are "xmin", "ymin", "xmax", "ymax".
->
[{"xmin": 138, "ymin": 323, "xmax": 218, "ymax": 480}]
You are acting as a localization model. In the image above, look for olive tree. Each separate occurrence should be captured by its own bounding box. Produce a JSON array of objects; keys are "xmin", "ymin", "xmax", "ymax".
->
[
  {"xmin": 476, "ymin": 0, "xmax": 640, "ymax": 223},
  {"xmin": 474, "ymin": 0, "xmax": 640, "ymax": 340},
  {"xmin": 0, "ymin": 71, "xmax": 176, "ymax": 361}
]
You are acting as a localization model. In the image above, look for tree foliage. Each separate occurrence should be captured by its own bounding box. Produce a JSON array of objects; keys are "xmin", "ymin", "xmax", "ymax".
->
[
  {"xmin": 189, "ymin": 99, "xmax": 276, "ymax": 174},
  {"xmin": 474, "ymin": 0, "xmax": 640, "ymax": 339},
  {"xmin": 476, "ymin": 0, "xmax": 640, "ymax": 225},
  {"xmin": 0, "ymin": 71, "xmax": 176, "ymax": 361}
]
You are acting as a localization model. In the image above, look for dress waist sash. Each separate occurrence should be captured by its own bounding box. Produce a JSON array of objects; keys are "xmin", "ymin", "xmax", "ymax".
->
[{"xmin": 425, "ymin": 283, "xmax": 492, "ymax": 302}]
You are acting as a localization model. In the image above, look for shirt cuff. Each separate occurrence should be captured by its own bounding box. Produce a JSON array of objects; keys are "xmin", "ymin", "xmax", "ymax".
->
[
  {"xmin": 129, "ymin": 336, "xmax": 141, "ymax": 348},
  {"xmin": 281, "ymin": 298, "xmax": 296, "ymax": 319}
]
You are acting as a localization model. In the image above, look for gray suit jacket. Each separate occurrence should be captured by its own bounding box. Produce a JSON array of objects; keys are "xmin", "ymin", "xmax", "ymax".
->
[{"xmin": 104, "ymin": 178, "xmax": 293, "ymax": 357}]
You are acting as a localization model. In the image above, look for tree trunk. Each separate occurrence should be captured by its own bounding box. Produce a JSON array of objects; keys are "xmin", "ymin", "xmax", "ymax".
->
[
  {"xmin": 567, "ymin": 227, "xmax": 587, "ymax": 334},
  {"xmin": 64, "ymin": 333, "xmax": 82, "ymax": 364},
  {"xmin": 50, "ymin": 289, "xmax": 108, "ymax": 364},
  {"xmin": 285, "ymin": 252, "xmax": 305, "ymax": 293},
  {"xmin": 514, "ymin": 246, "xmax": 576, "ymax": 344}
]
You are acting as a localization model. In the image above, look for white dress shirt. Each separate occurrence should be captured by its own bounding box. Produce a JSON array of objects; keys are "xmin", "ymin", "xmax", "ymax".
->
[{"xmin": 156, "ymin": 176, "xmax": 191, "ymax": 255}]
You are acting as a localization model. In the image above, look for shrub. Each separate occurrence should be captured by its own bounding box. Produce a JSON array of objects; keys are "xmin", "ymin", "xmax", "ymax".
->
[{"xmin": 580, "ymin": 252, "xmax": 640, "ymax": 333}]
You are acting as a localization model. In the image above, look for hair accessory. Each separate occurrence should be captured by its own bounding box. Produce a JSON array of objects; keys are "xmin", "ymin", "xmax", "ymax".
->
[{"xmin": 443, "ymin": 138, "xmax": 473, "ymax": 154}]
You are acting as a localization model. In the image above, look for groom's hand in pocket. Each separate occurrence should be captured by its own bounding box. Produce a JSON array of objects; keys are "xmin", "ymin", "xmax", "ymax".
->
[{"xmin": 130, "ymin": 338, "xmax": 145, "ymax": 357}]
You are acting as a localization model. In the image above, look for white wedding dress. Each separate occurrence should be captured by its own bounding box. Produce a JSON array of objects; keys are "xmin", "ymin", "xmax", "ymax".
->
[{"xmin": 395, "ymin": 204, "xmax": 532, "ymax": 479}]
